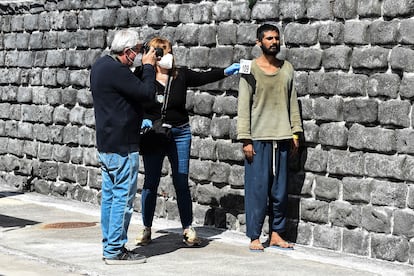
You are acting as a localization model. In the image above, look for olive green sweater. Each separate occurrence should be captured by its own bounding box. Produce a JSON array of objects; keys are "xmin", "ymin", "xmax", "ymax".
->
[{"xmin": 237, "ymin": 59, "xmax": 303, "ymax": 141}]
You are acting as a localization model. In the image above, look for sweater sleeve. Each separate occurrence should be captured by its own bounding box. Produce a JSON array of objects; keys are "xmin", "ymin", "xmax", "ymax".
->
[
  {"xmin": 289, "ymin": 73, "xmax": 303, "ymax": 134},
  {"xmin": 114, "ymin": 64, "xmax": 156, "ymax": 103},
  {"xmin": 237, "ymin": 75, "xmax": 253, "ymax": 140}
]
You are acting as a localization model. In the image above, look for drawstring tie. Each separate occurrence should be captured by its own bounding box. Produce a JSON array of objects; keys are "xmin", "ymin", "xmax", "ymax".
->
[{"xmin": 272, "ymin": 141, "xmax": 278, "ymax": 176}]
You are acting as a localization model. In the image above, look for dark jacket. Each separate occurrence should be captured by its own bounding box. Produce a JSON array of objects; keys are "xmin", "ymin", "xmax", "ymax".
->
[{"xmin": 90, "ymin": 55, "xmax": 155, "ymax": 153}]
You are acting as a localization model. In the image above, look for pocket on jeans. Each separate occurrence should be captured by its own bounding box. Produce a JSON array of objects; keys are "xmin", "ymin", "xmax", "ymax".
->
[{"xmin": 99, "ymin": 153, "xmax": 120, "ymax": 171}]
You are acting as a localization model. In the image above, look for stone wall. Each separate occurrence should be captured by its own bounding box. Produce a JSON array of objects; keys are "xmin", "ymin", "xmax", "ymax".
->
[{"xmin": 1, "ymin": 0, "xmax": 414, "ymax": 265}]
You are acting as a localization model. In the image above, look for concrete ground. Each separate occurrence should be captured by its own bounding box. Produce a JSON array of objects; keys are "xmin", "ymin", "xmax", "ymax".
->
[{"xmin": 0, "ymin": 184, "xmax": 413, "ymax": 276}]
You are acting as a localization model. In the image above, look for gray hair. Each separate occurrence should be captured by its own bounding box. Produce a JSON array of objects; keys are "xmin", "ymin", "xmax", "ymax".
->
[{"xmin": 110, "ymin": 29, "xmax": 140, "ymax": 54}]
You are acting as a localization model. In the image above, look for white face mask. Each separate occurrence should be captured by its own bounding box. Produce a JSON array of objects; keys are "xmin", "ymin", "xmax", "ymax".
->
[
  {"xmin": 129, "ymin": 53, "xmax": 142, "ymax": 71},
  {"xmin": 157, "ymin": 53, "xmax": 173, "ymax": 69}
]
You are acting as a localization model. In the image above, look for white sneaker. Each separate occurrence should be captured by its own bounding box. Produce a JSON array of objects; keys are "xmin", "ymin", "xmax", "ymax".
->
[
  {"xmin": 183, "ymin": 226, "xmax": 201, "ymax": 246},
  {"xmin": 135, "ymin": 227, "xmax": 151, "ymax": 245}
]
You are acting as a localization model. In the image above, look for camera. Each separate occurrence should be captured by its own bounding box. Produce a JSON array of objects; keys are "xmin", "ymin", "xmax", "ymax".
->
[{"xmin": 141, "ymin": 42, "xmax": 164, "ymax": 58}]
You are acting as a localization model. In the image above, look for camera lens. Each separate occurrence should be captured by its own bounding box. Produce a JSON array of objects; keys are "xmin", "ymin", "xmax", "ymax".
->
[
  {"xmin": 155, "ymin": 48, "xmax": 164, "ymax": 57},
  {"xmin": 140, "ymin": 43, "xmax": 164, "ymax": 58}
]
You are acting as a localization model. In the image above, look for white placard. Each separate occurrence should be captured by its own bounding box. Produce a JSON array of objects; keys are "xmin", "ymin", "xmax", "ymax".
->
[{"xmin": 239, "ymin": 59, "xmax": 252, "ymax": 74}]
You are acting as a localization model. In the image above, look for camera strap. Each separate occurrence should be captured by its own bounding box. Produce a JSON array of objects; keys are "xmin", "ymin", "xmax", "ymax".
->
[{"xmin": 161, "ymin": 74, "xmax": 172, "ymax": 122}]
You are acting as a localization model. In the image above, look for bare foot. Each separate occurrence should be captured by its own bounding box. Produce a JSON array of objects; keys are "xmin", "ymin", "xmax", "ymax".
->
[
  {"xmin": 249, "ymin": 239, "xmax": 264, "ymax": 251},
  {"xmin": 269, "ymin": 232, "xmax": 294, "ymax": 249}
]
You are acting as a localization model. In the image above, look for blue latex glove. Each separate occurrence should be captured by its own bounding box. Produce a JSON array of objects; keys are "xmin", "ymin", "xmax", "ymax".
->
[
  {"xmin": 224, "ymin": 63, "xmax": 240, "ymax": 75},
  {"xmin": 141, "ymin": 119, "xmax": 152, "ymax": 129}
]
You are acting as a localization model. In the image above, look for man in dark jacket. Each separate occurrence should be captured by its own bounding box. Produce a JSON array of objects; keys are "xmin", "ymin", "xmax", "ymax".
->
[{"xmin": 90, "ymin": 29, "xmax": 156, "ymax": 265}]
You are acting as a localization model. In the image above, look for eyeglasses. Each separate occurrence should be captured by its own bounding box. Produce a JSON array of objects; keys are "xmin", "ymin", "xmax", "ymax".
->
[{"xmin": 128, "ymin": 47, "xmax": 139, "ymax": 56}]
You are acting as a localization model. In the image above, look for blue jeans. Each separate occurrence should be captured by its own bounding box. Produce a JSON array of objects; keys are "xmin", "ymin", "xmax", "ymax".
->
[
  {"xmin": 141, "ymin": 124, "xmax": 192, "ymax": 229},
  {"xmin": 98, "ymin": 151, "xmax": 139, "ymax": 258},
  {"xmin": 244, "ymin": 140, "xmax": 290, "ymax": 240}
]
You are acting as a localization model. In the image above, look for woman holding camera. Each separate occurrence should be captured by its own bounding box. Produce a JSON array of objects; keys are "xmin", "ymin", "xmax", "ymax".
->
[{"xmin": 135, "ymin": 37, "xmax": 239, "ymax": 246}]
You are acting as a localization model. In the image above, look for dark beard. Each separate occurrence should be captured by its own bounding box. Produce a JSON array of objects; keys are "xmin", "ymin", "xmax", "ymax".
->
[{"xmin": 260, "ymin": 45, "xmax": 280, "ymax": 56}]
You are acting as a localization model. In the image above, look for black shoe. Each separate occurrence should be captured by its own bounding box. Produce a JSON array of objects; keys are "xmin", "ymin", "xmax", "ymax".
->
[{"xmin": 104, "ymin": 249, "xmax": 146, "ymax": 265}]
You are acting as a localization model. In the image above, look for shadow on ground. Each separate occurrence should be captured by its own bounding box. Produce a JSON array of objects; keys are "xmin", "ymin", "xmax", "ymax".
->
[
  {"xmin": 0, "ymin": 214, "xmax": 39, "ymax": 228},
  {"xmin": 0, "ymin": 191, "xmax": 40, "ymax": 229},
  {"xmin": 131, "ymin": 226, "xmax": 226, "ymax": 257},
  {"xmin": 0, "ymin": 191, "xmax": 24, "ymax": 199}
]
